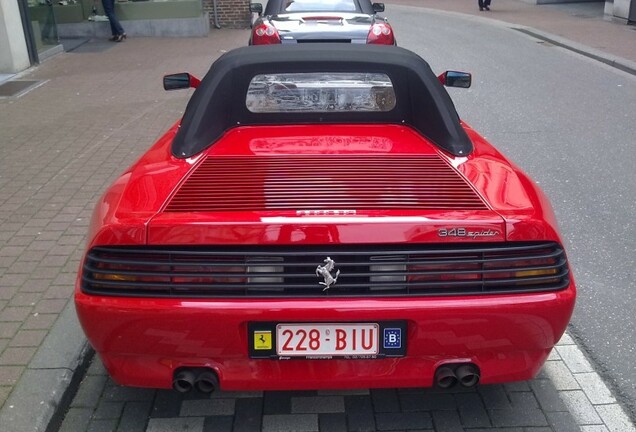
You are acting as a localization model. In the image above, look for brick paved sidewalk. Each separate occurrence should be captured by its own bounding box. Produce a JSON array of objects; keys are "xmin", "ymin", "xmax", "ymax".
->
[
  {"xmin": 0, "ymin": 30, "xmax": 249, "ymax": 429},
  {"xmin": 0, "ymin": 2, "xmax": 635, "ymax": 431}
]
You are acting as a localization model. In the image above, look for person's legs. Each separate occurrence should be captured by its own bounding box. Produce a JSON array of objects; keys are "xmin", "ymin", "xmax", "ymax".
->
[
  {"xmin": 478, "ymin": 0, "xmax": 485, "ymax": 10},
  {"xmin": 484, "ymin": 0, "xmax": 491, "ymax": 9},
  {"xmin": 101, "ymin": 0, "xmax": 125, "ymax": 37}
]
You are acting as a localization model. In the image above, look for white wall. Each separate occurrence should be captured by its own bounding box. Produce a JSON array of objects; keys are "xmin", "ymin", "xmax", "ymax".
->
[
  {"xmin": 612, "ymin": 0, "xmax": 632, "ymax": 18},
  {"xmin": 0, "ymin": 0, "xmax": 31, "ymax": 73}
]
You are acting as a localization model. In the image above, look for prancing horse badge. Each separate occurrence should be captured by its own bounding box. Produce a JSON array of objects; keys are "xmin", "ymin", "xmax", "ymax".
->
[{"xmin": 315, "ymin": 257, "xmax": 340, "ymax": 291}]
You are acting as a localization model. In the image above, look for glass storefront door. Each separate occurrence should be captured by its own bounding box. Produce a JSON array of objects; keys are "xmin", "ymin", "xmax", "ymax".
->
[
  {"xmin": 17, "ymin": 0, "xmax": 60, "ymax": 64},
  {"xmin": 27, "ymin": 0, "xmax": 59, "ymax": 54}
]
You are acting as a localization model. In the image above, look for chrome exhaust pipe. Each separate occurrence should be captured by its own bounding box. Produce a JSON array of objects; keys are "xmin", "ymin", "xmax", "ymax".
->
[
  {"xmin": 172, "ymin": 369, "xmax": 196, "ymax": 393},
  {"xmin": 434, "ymin": 366, "xmax": 458, "ymax": 389},
  {"xmin": 194, "ymin": 370, "xmax": 219, "ymax": 394},
  {"xmin": 455, "ymin": 364, "xmax": 480, "ymax": 387}
]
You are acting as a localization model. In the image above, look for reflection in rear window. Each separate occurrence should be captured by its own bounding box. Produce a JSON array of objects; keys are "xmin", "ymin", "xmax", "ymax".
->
[
  {"xmin": 246, "ymin": 73, "xmax": 396, "ymax": 113},
  {"xmin": 283, "ymin": 0, "xmax": 358, "ymax": 13}
]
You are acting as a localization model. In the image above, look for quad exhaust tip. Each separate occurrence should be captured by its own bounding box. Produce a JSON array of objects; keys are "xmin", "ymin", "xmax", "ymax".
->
[
  {"xmin": 195, "ymin": 371, "xmax": 219, "ymax": 393},
  {"xmin": 172, "ymin": 369, "xmax": 196, "ymax": 393},
  {"xmin": 434, "ymin": 363, "xmax": 480, "ymax": 389},
  {"xmin": 434, "ymin": 366, "xmax": 458, "ymax": 389},
  {"xmin": 173, "ymin": 368, "xmax": 219, "ymax": 394}
]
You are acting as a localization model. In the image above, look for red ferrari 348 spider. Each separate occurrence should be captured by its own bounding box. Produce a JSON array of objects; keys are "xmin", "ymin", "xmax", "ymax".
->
[{"xmin": 75, "ymin": 45, "xmax": 575, "ymax": 394}]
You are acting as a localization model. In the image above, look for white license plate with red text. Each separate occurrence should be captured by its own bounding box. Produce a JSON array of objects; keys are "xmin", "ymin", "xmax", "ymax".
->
[{"xmin": 276, "ymin": 323, "xmax": 379, "ymax": 357}]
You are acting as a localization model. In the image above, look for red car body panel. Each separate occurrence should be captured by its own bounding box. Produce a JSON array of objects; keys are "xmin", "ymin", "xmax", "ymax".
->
[
  {"xmin": 76, "ymin": 291, "xmax": 573, "ymax": 390},
  {"xmin": 76, "ymin": 122, "xmax": 576, "ymax": 390}
]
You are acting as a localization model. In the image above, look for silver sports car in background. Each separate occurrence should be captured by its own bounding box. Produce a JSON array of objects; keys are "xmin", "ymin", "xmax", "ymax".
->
[{"xmin": 249, "ymin": 0, "xmax": 395, "ymax": 45}]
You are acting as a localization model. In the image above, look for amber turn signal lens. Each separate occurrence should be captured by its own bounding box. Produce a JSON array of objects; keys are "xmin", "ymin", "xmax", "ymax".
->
[
  {"xmin": 94, "ymin": 273, "xmax": 137, "ymax": 282},
  {"xmin": 515, "ymin": 269, "xmax": 558, "ymax": 278}
]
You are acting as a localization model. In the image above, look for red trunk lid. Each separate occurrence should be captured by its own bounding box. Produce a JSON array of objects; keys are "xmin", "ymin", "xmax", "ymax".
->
[{"xmin": 147, "ymin": 125, "xmax": 505, "ymax": 245}]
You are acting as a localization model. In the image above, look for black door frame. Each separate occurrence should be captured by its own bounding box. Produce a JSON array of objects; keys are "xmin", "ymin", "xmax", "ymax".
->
[{"xmin": 16, "ymin": 0, "xmax": 40, "ymax": 65}]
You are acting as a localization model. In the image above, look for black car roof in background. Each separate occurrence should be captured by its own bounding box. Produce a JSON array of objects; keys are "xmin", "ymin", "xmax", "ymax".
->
[
  {"xmin": 264, "ymin": 0, "xmax": 373, "ymax": 15},
  {"xmin": 171, "ymin": 44, "xmax": 473, "ymax": 159}
]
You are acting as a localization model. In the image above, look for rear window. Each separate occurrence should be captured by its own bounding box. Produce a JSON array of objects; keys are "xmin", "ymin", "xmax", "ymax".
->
[
  {"xmin": 283, "ymin": 0, "xmax": 359, "ymax": 13},
  {"xmin": 245, "ymin": 72, "xmax": 396, "ymax": 113}
]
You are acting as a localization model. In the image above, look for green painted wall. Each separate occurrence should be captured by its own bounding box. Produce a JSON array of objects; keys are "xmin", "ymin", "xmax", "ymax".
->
[{"xmin": 41, "ymin": 0, "xmax": 202, "ymax": 24}]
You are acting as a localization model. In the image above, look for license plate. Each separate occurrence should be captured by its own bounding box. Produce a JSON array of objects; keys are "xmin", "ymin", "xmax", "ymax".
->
[{"xmin": 276, "ymin": 323, "xmax": 379, "ymax": 357}]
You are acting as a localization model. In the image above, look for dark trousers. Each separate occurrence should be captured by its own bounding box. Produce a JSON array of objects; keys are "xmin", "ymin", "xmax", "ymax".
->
[
  {"xmin": 102, "ymin": 0, "xmax": 125, "ymax": 36},
  {"xmin": 478, "ymin": 0, "xmax": 491, "ymax": 7}
]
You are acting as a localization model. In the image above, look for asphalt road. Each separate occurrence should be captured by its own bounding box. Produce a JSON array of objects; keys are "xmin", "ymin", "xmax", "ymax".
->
[{"xmin": 389, "ymin": 4, "xmax": 636, "ymax": 418}]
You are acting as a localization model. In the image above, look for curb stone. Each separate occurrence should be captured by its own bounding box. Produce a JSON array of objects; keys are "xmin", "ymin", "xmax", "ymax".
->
[
  {"xmin": 511, "ymin": 26, "xmax": 636, "ymax": 76},
  {"xmin": 0, "ymin": 301, "xmax": 91, "ymax": 432}
]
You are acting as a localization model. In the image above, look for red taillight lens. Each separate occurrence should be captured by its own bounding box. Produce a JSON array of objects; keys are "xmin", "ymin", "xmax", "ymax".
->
[
  {"xmin": 252, "ymin": 23, "xmax": 281, "ymax": 45},
  {"xmin": 483, "ymin": 255, "xmax": 561, "ymax": 283},
  {"xmin": 366, "ymin": 22, "xmax": 394, "ymax": 45},
  {"xmin": 408, "ymin": 262, "xmax": 482, "ymax": 283}
]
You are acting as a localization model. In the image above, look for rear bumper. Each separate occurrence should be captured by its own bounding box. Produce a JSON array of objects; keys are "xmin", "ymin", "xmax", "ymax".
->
[{"xmin": 75, "ymin": 288, "xmax": 575, "ymax": 390}]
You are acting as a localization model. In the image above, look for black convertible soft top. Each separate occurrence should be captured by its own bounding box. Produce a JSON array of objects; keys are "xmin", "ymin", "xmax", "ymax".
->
[{"xmin": 172, "ymin": 44, "xmax": 473, "ymax": 158}]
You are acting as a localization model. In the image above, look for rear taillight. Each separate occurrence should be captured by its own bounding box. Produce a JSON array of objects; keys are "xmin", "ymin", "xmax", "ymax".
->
[
  {"xmin": 86, "ymin": 252, "xmax": 250, "ymax": 295},
  {"xmin": 404, "ymin": 246, "xmax": 566, "ymax": 291},
  {"xmin": 251, "ymin": 23, "xmax": 281, "ymax": 45},
  {"xmin": 366, "ymin": 22, "xmax": 394, "ymax": 45}
]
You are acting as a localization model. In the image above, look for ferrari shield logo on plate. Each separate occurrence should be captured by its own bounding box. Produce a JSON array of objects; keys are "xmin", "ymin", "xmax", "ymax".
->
[{"xmin": 254, "ymin": 331, "xmax": 272, "ymax": 350}]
